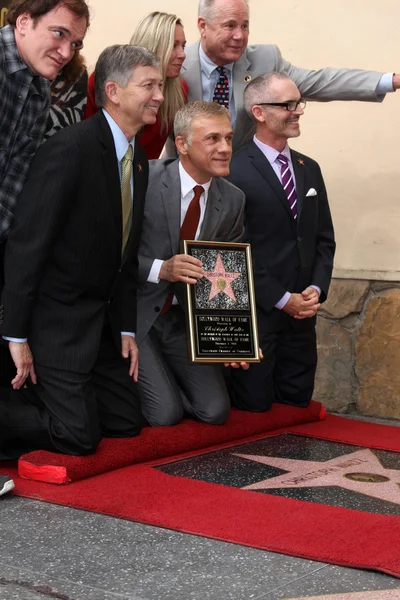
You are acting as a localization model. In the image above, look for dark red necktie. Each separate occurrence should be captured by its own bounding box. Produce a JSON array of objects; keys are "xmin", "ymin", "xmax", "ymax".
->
[{"xmin": 160, "ymin": 185, "xmax": 204, "ymax": 314}]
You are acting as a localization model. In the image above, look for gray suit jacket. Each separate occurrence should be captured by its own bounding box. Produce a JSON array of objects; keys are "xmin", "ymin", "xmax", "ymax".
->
[
  {"xmin": 136, "ymin": 158, "xmax": 245, "ymax": 344},
  {"xmin": 182, "ymin": 42, "xmax": 385, "ymax": 153}
]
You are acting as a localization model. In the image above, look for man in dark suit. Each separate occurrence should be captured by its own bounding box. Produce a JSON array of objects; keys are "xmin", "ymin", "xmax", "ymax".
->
[
  {"xmin": 136, "ymin": 101, "xmax": 246, "ymax": 426},
  {"xmin": 0, "ymin": 44, "xmax": 164, "ymax": 459},
  {"xmin": 226, "ymin": 73, "xmax": 335, "ymax": 411}
]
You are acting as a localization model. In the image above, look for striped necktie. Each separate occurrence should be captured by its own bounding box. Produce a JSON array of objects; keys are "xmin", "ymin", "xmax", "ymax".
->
[
  {"xmin": 277, "ymin": 154, "xmax": 297, "ymax": 219},
  {"xmin": 121, "ymin": 144, "xmax": 133, "ymax": 254}
]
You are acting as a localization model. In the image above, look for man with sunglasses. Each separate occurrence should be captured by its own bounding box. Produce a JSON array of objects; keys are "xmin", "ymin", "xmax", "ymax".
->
[{"xmin": 226, "ymin": 73, "xmax": 335, "ymax": 412}]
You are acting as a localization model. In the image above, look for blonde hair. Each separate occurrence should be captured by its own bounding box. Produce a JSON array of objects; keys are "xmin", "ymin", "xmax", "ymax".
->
[{"xmin": 130, "ymin": 12, "xmax": 185, "ymax": 132}]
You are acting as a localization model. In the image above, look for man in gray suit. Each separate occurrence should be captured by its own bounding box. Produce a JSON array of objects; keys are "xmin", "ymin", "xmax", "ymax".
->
[
  {"xmin": 136, "ymin": 101, "xmax": 246, "ymax": 426},
  {"xmin": 182, "ymin": 0, "xmax": 400, "ymax": 153}
]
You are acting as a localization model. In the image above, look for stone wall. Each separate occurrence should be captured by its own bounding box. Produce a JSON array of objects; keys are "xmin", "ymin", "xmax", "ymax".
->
[{"xmin": 315, "ymin": 279, "xmax": 400, "ymax": 419}]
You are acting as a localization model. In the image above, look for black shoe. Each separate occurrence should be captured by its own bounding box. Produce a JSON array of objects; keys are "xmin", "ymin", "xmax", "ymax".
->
[{"xmin": 0, "ymin": 475, "xmax": 14, "ymax": 497}]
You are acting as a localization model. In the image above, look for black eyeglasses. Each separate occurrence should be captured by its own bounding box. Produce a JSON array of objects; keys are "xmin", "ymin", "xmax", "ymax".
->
[{"xmin": 257, "ymin": 100, "xmax": 307, "ymax": 112}]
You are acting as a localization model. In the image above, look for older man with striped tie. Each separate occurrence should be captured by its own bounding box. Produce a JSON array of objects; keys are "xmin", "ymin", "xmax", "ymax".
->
[{"xmin": 226, "ymin": 73, "xmax": 336, "ymax": 412}]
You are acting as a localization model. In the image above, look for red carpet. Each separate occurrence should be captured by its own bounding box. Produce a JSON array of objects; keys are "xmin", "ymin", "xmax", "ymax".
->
[
  {"xmin": 17, "ymin": 402, "xmax": 324, "ymax": 484},
  {"xmin": 1, "ymin": 411, "xmax": 400, "ymax": 578}
]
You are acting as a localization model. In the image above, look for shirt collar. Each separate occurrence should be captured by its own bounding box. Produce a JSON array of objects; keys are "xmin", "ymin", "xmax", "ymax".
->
[
  {"xmin": 179, "ymin": 161, "xmax": 212, "ymax": 198},
  {"xmin": 1, "ymin": 25, "xmax": 29, "ymax": 75},
  {"xmin": 199, "ymin": 44, "xmax": 233, "ymax": 79},
  {"xmin": 102, "ymin": 109, "xmax": 135, "ymax": 162},
  {"xmin": 253, "ymin": 135, "xmax": 291, "ymax": 166}
]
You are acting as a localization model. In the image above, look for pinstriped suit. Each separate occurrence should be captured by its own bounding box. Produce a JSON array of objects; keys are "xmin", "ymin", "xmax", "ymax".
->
[{"xmin": 0, "ymin": 111, "xmax": 146, "ymax": 459}]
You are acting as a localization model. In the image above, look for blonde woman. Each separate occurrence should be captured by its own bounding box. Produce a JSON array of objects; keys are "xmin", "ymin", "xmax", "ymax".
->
[{"xmin": 84, "ymin": 12, "xmax": 187, "ymax": 158}]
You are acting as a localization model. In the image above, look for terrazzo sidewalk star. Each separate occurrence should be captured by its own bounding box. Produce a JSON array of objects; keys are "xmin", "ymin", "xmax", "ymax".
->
[
  {"xmin": 3, "ymin": 413, "xmax": 400, "ymax": 578},
  {"xmin": 238, "ymin": 448, "xmax": 400, "ymax": 504}
]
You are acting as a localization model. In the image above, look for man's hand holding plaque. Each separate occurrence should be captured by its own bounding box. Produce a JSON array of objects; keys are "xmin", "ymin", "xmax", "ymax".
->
[{"xmin": 159, "ymin": 254, "xmax": 204, "ymax": 284}]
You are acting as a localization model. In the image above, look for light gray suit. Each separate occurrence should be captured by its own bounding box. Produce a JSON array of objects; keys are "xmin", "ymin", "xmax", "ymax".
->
[
  {"xmin": 136, "ymin": 158, "xmax": 245, "ymax": 426},
  {"xmin": 182, "ymin": 41, "xmax": 385, "ymax": 153}
]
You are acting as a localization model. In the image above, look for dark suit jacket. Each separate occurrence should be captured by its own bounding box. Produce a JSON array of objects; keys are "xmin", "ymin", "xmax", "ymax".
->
[
  {"xmin": 0, "ymin": 110, "xmax": 147, "ymax": 372},
  {"xmin": 136, "ymin": 158, "xmax": 246, "ymax": 345},
  {"xmin": 227, "ymin": 141, "xmax": 335, "ymax": 331}
]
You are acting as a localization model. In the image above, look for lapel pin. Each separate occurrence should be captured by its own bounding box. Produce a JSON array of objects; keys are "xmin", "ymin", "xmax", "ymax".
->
[
  {"xmin": 297, "ymin": 158, "xmax": 305, "ymax": 166},
  {"xmin": 244, "ymin": 75, "xmax": 252, "ymax": 83},
  {"xmin": 137, "ymin": 163, "xmax": 143, "ymax": 172}
]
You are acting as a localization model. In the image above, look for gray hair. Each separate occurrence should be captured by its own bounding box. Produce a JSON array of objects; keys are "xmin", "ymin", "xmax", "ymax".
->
[
  {"xmin": 94, "ymin": 44, "xmax": 160, "ymax": 108},
  {"xmin": 174, "ymin": 101, "xmax": 231, "ymax": 145},
  {"xmin": 244, "ymin": 72, "xmax": 290, "ymax": 120},
  {"xmin": 198, "ymin": 0, "xmax": 249, "ymax": 21}
]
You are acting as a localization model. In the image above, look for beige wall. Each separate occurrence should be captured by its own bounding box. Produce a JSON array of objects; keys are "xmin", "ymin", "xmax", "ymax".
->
[{"xmin": 84, "ymin": 0, "xmax": 400, "ymax": 279}]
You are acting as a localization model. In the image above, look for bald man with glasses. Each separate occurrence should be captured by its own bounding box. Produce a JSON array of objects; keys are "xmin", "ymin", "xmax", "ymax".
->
[{"xmin": 226, "ymin": 73, "xmax": 335, "ymax": 412}]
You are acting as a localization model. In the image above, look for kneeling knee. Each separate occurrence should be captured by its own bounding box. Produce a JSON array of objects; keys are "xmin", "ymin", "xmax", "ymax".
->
[{"xmin": 199, "ymin": 404, "xmax": 230, "ymax": 425}]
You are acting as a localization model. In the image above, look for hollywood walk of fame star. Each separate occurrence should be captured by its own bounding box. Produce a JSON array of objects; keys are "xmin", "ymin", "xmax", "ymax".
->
[
  {"xmin": 233, "ymin": 448, "xmax": 400, "ymax": 504},
  {"xmin": 203, "ymin": 252, "xmax": 241, "ymax": 302}
]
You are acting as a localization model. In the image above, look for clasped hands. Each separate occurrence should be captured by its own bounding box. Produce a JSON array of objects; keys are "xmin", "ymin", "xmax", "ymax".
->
[{"xmin": 283, "ymin": 287, "xmax": 321, "ymax": 319}]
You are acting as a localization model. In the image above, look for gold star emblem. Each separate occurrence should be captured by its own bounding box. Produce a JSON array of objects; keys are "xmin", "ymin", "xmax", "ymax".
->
[
  {"xmin": 297, "ymin": 158, "xmax": 305, "ymax": 166},
  {"xmin": 137, "ymin": 163, "xmax": 143, "ymax": 172}
]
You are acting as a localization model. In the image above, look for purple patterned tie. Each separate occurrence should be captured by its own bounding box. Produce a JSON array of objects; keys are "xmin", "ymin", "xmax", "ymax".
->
[
  {"xmin": 212, "ymin": 66, "xmax": 229, "ymax": 108},
  {"xmin": 277, "ymin": 154, "xmax": 297, "ymax": 219}
]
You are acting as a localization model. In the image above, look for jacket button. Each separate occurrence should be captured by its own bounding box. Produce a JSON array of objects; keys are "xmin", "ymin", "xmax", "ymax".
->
[{"xmin": 155, "ymin": 306, "xmax": 160, "ymax": 312}]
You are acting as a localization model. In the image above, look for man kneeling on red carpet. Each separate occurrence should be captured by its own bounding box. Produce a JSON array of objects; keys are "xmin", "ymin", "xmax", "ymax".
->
[
  {"xmin": 135, "ymin": 101, "xmax": 250, "ymax": 427},
  {"xmin": 226, "ymin": 73, "xmax": 335, "ymax": 412},
  {"xmin": 0, "ymin": 45, "xmax": 164, "ymax": 460}
]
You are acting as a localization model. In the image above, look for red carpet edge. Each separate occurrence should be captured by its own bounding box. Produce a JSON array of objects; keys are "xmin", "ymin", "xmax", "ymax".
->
[{"xmin": 17, "ymin": 402, "xmax": 325, "ymax": 484}]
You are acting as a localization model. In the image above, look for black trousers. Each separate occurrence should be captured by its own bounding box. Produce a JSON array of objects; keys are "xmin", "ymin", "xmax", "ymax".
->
[
  {"xmin": 230, "ymin": 321, "xmax": 317, "ymax": 412},
  {"xmin": 0, "ymin": 327, "xmax": 143, "ymax": 460}
]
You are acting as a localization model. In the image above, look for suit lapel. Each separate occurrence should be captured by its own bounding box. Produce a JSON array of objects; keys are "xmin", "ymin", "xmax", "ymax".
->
[
  {"xmin": 231, "ymin": 53, "xmax": 251, "ymax": 118},
  {"xmin": 292, "ymin": 150, "xmax": 305, "ymax": 220},
  {"xmin": 182, "ymin": 42, "xmax": 203, "ymax": 102},
  {"xmin": 248, "ymin": 142, "xmax": 294, "ymax": 219},
  {"xmin": 199, "ymin": 178, "xmax": 223, "ymax": 239},
  {"xmin": 97, "ymin": 113, "xmax": 122, "ymax": 254},
  {"xmin": 231, "ymin": 54, "xmax": 252, "ymax": 149},
  {"xmin": 161, "ymin": 161, "xmax": 181, "ymax": 253}
]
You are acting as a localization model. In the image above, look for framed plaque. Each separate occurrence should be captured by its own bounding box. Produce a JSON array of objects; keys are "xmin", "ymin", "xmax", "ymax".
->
[{"xmin": 183, "ymin": 240, "xmax": 260, "ymax": 363}]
